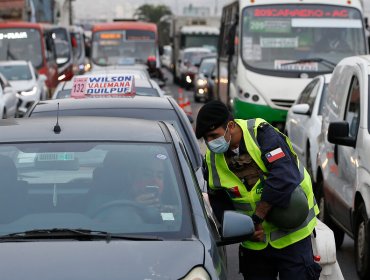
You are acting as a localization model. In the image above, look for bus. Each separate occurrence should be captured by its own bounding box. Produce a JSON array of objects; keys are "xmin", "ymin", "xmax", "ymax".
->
[
  {"xmin": 42, "ymin": 25, "xmax": 74, "ymax": 83},
  {"xmin": 218, "ymin": 0, "xmax": 368, "ymax": 129},
  {"xmin": 90, "ymin": 21, "xmax": 164, "ymax": 80},
  {"xmin": 0, "ymin": 21, "xmax": 59, "ymax": 92}
]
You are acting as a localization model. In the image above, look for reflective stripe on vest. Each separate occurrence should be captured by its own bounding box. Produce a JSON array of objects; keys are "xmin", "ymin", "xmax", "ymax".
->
[{"xmin": 206, "ymin": 118, "xmax": 318, "ymax": 250}]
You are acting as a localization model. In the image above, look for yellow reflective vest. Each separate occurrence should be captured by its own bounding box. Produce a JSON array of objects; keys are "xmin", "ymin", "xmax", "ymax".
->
[{"xmin": 205, "ymin": 118, "xmax": 319, "ymax": 250}]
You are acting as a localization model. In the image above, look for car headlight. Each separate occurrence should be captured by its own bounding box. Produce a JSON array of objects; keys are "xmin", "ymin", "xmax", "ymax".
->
[
  {"xmin": 186, "ymin": 75, "xmax": 192, "ymax": 84},
  {"xmin": 197, "ymin": 79, "xmax": 207, "ymax": 87},
  {"xmin": 20, "ymin": 86, "xmax": 37, "ymax": 96},
  {"xmin": 181, "ymin": 267, "xmax": 210, "ymax": 280}
]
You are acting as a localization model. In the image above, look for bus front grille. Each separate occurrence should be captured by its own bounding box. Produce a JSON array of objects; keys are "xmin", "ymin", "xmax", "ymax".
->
[{"xmin": 271, "ymin": 99, "xmax": 295, "ymax": 108}]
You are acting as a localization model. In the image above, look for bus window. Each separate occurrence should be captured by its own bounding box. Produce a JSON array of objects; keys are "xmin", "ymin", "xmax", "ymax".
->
[
  {"xmin": 0, "ymin": 28, "xmax": 43, "ymax": 69},
  {"xmin": 92, "ymin": 30, "xmax": 156, "ymax": 66}
]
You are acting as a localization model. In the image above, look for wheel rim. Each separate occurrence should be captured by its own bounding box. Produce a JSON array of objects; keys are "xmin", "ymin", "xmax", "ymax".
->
[{"xmin": 357, "ymin": 221, "xmax": 366, "ymax": 271}]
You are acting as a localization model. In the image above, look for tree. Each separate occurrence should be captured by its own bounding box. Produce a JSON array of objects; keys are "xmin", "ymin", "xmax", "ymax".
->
[{"xmin": 134, "ymin": 4, "xmax": 172, "ymax": 24}]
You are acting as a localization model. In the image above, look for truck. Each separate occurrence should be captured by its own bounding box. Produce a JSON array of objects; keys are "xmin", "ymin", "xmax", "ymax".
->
[{"xmin": 168, "ymin": 16, "xmax": 220, "ymax": 83}]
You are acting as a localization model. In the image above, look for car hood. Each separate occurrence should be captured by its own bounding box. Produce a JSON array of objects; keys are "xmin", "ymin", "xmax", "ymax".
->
[
  {"xmin": 8, "ymin": 80, "xmax": 36, "ymax": 92},
  {"xmin": 0, "ymin": 240, "xmax": 205, "ymax": 279}
]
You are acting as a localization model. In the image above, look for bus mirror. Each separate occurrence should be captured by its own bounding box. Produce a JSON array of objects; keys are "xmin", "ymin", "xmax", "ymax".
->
[{"xmin": 226, "ymin": 25, "xmax": 236, "ymax": 56}]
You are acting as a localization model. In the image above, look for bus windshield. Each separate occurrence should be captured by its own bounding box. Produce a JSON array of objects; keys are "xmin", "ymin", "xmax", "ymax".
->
[
  {"xmin": 92, "ymin": 30, "xmax": 156, "ymax": 66},
  {"xmin": 0, "ymin": 28, "xmax": 43, "ymax": 69},
  {"xmin": 182, "ymin": 35, "xmax": 218, "ymax": 52},
  {"xmin": 241, "ymin": 4, "xmax": 366, "ymax": 75}
]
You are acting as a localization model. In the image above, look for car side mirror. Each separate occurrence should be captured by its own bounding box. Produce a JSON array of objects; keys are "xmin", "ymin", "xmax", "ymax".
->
[
  {"xmin": 328, "ymin": 121, "xmax": 356, "ymax": 147},
  {"xmin": 217, "ymin": 211, "xmax": 254, "ymax": 246},
  {"xmin": 291, "ymin": 104, "xmax": 310, "ymax": 115}
]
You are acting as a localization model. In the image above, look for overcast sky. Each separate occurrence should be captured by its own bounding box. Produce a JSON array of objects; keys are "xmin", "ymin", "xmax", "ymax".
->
[
  {"xmin": 74, "ymin": 0, "xmax": 231, "ymax": 21},
  {"xmin": 73, "ymin": 0, "xmax": 370, "ymax": 21}
]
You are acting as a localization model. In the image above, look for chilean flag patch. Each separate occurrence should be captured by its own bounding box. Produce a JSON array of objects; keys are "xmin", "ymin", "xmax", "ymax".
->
[{"xmin": 265, "ymin": 147, "xmax": 285, "ymax": 163}]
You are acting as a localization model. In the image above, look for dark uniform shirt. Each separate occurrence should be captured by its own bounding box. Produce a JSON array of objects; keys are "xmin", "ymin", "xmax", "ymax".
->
[{"xmin": 205, "ymin": 122, "xmax": 302, "ymax": 221}]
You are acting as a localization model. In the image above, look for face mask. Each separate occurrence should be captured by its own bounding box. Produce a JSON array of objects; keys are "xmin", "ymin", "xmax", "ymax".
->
[{"xmin": 207, "ymin": 127, "xmax": 231, "ymax": 154}]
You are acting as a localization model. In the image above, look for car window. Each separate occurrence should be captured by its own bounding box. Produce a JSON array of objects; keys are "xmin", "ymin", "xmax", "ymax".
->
[
  {"xmin": 0, "ymin": 142, "xmax": 193, "ymax": 238},
  {"xmin": 318, "ymin": 83, "xmax": 329, "ymax": 116},
  {"xmin": 345, "ymin": 76, "xmax": 360, "ymax": 138},
  {"xmin": 296, "ymin": 79, "xmax": 318, "ymax": 105}
]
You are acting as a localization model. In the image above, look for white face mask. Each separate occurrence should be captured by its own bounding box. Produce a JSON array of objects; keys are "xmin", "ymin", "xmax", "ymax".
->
[{"xmin": 206, "ymin": 127, "xmax": 231, "ymax": 154}]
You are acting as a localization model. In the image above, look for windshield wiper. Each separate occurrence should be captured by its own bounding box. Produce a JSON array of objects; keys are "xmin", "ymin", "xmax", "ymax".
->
[
  {"xmin": 0, "ymin": 228, "xmax": 163, "ymax": 242},
  {"xmin": 281, "ymin": 57, "xmax": 336, "ymax": 70}
]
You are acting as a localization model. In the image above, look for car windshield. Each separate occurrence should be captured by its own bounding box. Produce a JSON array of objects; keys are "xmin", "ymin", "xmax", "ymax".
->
[
  {"xmin": 0, "ymin": 142, "xmax": 192, "ymax": 238},
  {"xmin": 0, "ymin": 65, "xmax": 32, "ymax": 81},
  {"xmin": 0, "ymin": 28, "xmax": 43, "ymax": 69},
  {"xmin": 92, "ymin": 30, "xmax": 156, "ymax": 66},
  {"xmin": 184, "ymin": 52, "xmax": 210, "ymax": 66},
  {"xmin": 241, "ymin": 4, "xmax": 366, "ymax": 75},
  {"xmin": 199, "ymin": 59, "xmax": 216, "ymax": 75}
]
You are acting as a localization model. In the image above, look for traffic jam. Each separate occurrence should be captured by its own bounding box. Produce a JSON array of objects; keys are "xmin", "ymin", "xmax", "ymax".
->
[{"xmin": 0, "ymin": 0, "xmax": 369, "ymax": 279}]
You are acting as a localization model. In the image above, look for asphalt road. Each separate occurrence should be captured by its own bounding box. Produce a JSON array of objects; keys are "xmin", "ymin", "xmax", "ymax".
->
[{"xmin": 162, "ymin": 68, "xmax": 358, "ymax": 280}]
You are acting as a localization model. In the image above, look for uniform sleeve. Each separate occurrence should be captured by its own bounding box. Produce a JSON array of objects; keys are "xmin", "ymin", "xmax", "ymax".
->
[{"xmin": 256, "ymin": 124, "xmax": 301, "ymax": 208}]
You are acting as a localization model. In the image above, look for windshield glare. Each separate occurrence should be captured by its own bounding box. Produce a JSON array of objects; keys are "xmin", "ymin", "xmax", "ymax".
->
[
  {"xmin": 0, "ymin": 142, "xmax": 191, "ymax": 238},
  {"xmin": 0, "ymin": 65, "xmax": 32, "ymax": 81},
  {"xmin": 0, "ymin": 28, "xmax": 43, "ymax": 69},
  {"xmin": 92, "ymin": 30, "xmax": 156, "ymax": 66},
  {"xmin": 242, "ymin": 4, "xmax": 366, "ymax": 74}
]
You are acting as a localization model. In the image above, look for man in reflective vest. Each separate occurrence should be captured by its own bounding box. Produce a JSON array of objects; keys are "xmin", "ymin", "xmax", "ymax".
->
[{"xmin": 195, "ymin": 101, "xmax": 321, "ymax": 280}]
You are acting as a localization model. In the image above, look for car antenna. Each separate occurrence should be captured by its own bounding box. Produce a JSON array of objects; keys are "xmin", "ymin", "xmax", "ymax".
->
[{"xmin": 53, "ymin": 102, "xmax": 61, "ymax": 134}]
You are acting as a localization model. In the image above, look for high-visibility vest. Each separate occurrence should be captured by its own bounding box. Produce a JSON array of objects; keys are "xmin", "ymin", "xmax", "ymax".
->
[{"xmin": 205, "ymin": 118, "xmax": 319, "ymax": 250}]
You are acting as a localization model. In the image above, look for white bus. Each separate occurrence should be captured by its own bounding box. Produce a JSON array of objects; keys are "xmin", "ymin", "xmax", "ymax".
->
[{"xmin": 218, "ymin": 0, "xmax": 368, "ymax": 129}]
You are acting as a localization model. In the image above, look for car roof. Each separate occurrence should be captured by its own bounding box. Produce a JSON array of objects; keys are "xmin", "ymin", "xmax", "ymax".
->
[
  {"xmin": 0, "ymin": 117, "xmax": 169, "ymax": 143},
  {"xmin": 0, "ymin": 60, "xmax": 30, "ymax": 67},
  {"xmin": 31, "ymin": 96, "xmax": 174, "ymax": 113}
]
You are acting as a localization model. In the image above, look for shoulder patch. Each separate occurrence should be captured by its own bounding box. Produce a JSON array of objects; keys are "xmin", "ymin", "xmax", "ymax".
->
[{"xmin": 265, "ymin": 147, "xmax": 285, "ymax": 163}]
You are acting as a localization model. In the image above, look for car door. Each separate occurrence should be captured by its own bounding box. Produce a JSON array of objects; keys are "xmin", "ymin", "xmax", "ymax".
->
[
  {"xmin": 289, "ymin": 78, "xmax": 320, "ymax": 158},
  {"xmin": 331, "ymin": 75, "xmax": 360, "ymax": 230}
]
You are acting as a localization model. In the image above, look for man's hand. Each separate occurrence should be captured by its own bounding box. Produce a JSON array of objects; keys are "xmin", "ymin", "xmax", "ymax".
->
[{"xmin": 251, "ymin": 223, "xmax": 264, "ymax": 242}]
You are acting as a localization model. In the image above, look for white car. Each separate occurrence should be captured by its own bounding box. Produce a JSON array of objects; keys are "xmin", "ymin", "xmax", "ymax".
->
[
  {"xmin": 52, "ymin": 68, "xmax": 165, "ymax": 99},
  {"xmin": 285, "ymin": 74, "xmax": 331, "ymax": 182},
  {"xmin": 0, "ymin": 61, "xmax": 47, "ymax": 115},
  {"xmin": 0, "ymin": 73, "xmax": 17, "ymax": 118},
  {"xmin": 316, "ymin": 55, "xmax": 370, "ymax": 279}
]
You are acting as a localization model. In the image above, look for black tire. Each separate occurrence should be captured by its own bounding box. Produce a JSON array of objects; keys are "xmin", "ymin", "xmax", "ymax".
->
[
  {"xmin": 355, "ymin": 203, "xmax": 370, "ymax": 280},
  {"xmin": 316, "ymin": 177, "xmax": 345, "ymax": 248}
]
